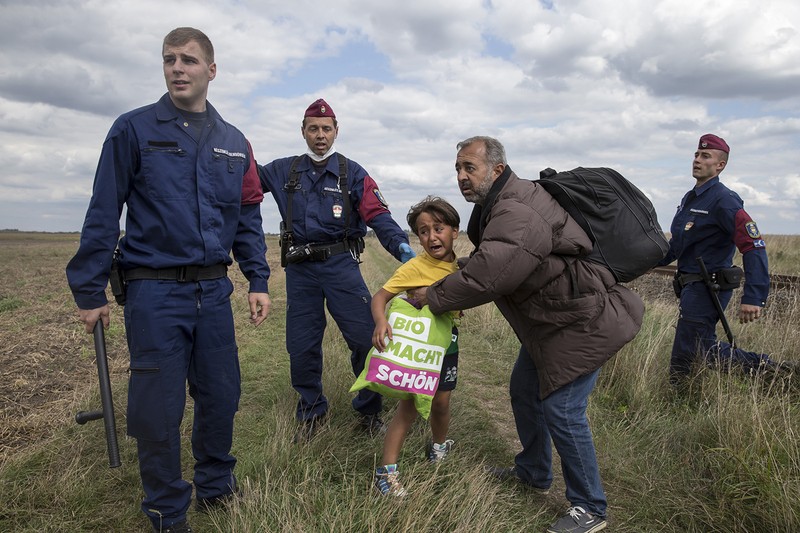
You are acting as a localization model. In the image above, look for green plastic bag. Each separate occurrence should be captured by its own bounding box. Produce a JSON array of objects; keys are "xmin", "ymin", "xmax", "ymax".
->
[{"xmin": 350, "ymin": 298, "xmax": 455, "ymax": 419}]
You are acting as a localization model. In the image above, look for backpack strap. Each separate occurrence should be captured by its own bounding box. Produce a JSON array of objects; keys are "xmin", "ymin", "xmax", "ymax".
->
[
  {"xmin": 337, "ymin": 153, "xmax": 351, "ymax": 242},
  {"xmin": 277, "ymin": 156, "xmax": 303, "ymax": 267},
  {"xmin": 282, "ymin": 155, "xmax": 303, "ymax": 237},
  {"xmin": 560, "ymin": 256, "xmax": 581, "ymax": 299}
]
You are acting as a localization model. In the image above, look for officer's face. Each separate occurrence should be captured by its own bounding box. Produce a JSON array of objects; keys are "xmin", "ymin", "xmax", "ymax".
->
[
  {"xmin": 455, "ymin": 141, "xmax": 504, "ymax": 205},
  {"xmin": 162, "ymin": 40, "xmax": 216, "ymax": 113},
  {"xmin": 302, "ymin": 117, "xmax": 338, "ymax": 157},
  {"xmin": 692, "ymin": 149, "xmax": 727, "ymax": 182}
]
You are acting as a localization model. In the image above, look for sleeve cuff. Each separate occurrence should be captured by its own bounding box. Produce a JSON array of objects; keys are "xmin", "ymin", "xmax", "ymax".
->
[
  {"xmin": 73, "ymin": 292, "xmax": 109, "ymax": 310},
  {"xmin": 248, "ymin": 278, "xmax": 269, "ymax": 293}
]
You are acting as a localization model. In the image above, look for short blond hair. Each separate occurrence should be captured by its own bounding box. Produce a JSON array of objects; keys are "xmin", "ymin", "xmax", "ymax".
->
[{"xmin": 163, "ymin": 27, "xmax": 214, "ymax": 64}]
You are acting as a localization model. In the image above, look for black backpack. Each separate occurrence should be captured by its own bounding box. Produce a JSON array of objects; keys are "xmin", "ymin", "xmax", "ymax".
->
[{"xmin": 536, "ymin": 167, "xmax": 669, "ymax": 283}]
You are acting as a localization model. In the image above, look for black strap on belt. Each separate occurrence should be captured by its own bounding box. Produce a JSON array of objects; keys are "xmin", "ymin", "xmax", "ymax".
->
[
  {"xmin": 310, "ymin": 238, "xmax": 365, "ymax": 259},
  {"xmin": 124, "ymin": 264, "xmax": 228, "ymax": 282},
  {"xmin": 310, "ymin": 240, "xmax": 352, "ymax": 256},
  {"xmin": 676, "ymin": 271, "xmax": 720, "ymax": 288},
  {"xmin": 676, "ymin": 272, "xmax": 703, "ymax": 287}
]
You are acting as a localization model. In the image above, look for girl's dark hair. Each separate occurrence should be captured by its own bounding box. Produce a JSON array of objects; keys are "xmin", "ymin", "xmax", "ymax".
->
[{"xmin": 407, "ymin": 196, "xmax": 460, "ymax": 236}]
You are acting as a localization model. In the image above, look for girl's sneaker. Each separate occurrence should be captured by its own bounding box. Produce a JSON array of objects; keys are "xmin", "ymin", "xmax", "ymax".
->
[
  {"xmin": 427, "ymin": 439, "xmax": 455, "ymax": 463},
  {"xmin": 374, "ymin": 464, "xmax": 408, "ymax": 497}
]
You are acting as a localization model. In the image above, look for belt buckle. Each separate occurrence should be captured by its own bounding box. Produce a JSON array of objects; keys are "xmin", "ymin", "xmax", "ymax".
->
[{"xmin": 177, "ymin": 265, "xmax": 200, "ymax": 282}]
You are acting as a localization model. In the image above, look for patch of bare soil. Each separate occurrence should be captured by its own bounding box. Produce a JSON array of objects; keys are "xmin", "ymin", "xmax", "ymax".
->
[
  {"xmin": 0, "ymin": 307, "xmax": 130, "ymax": 464},
  {"xmin": 0, "ymin": 235, "xmax": 129, "ymax": 464}
]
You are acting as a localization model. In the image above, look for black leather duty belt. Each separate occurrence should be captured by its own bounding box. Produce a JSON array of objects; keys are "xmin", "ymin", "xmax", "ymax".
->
[
  {"xmin": 124, "ymin": 264, "xmax": 228, "ymax": 282},
  {"xmin": 284, "ymin": 238, "xmax": 365, "ymax": 264},
  {"xmin": 676, "ymin": 272, "xmax": 717, "ymax": 287},
  {"xmin": 313, "ymin": 240, "xmax": 353, "ymax": 256}
]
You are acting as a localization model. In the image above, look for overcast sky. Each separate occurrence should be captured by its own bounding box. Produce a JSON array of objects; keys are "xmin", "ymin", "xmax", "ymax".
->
[{"xmin": 1, "ymin": 0, "xmax": 799, "ymax": 236}]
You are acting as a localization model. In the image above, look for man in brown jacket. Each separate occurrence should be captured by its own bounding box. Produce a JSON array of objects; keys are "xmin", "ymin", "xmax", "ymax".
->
[{"xmin": 424, "ymin": 136, "xmax": 644, "ymax": 533}]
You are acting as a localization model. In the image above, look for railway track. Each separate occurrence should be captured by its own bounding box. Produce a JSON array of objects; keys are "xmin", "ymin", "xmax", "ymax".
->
[{"xmin": 647, "ymin": 265, "xmax": 800, "ymax": 291}]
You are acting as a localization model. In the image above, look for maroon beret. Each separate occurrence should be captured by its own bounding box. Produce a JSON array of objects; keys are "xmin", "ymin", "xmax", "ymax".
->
[
  {"xmin": 304, "ymin": 98, "xmax": 336, "ymax": 119},
  {"xmin": 698, "ymin": 133, "xmax": 729, "ymax": 154}
]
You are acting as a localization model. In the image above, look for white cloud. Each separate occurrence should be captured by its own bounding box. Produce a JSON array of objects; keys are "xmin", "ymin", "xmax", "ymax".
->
[{"xmin": 0, "ymin": 0, "xmax": 798, "ymax": 236}]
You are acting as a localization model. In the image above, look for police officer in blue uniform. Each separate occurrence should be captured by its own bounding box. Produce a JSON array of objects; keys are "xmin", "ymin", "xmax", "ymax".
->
[
  {"xmin": 66, "ymin": 28, "xmax": 270, "ymax": 533},
  {"xmin": 659, "ymin": 133, "xmax": 782, "ymax": 384},
  {"xmin": 259, "ymin": 99, "xmax": 414, "ymax": 441}
]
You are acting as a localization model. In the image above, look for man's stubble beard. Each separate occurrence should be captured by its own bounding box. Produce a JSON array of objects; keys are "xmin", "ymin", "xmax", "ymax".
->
[{"xmin": 468, "ymin": 170, "xmax": 495, "ymax": 205}]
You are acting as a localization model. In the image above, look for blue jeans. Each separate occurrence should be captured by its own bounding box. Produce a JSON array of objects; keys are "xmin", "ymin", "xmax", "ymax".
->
[
  {"xmin": 671, "ymin": 282, "xmax": 772, "ymax": 379},
  {"xmin": 509, "ymin": 347, "xmax": 606, "ymax": 518}
]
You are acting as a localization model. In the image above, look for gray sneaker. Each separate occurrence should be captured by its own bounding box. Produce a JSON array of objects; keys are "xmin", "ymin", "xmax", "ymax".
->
[
  {"xmin": 374, "ymin": 464, "xmax": 408, "ymax": 497},
  {"xmin": 546, "ymin": 506, "xmax": 607, "ymax": 533},
  {"xmin": 427, "ymin": 439, "xmax": 455, "ymax": 462}
]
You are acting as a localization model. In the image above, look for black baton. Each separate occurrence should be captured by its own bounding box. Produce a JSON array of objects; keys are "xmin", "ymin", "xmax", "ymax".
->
[
  {"xmin": 75, "ymin": 321, "xmax": 121, "ymax": 468},
  {"xmin": 696, "ymin": 256, "xmax": 737, "ymax": 349}
]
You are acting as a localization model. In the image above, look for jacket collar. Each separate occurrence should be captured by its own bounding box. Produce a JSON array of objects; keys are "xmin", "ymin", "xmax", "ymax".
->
[
  {"xmin": 694, "ymin": 175, "xmax": 720, "ymax": 196},
  {"xmin": 467, "ymin": 165, "xmax": 513, "ymax": 246},
  {"xmin": 154, "ymin": 92, "xmax": 220, "ymax": 124}
]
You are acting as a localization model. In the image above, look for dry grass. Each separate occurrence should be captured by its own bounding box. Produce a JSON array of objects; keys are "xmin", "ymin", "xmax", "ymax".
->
[{"xmin": 1, "ymin": 231, "xmax": 800, "ymax": 532}]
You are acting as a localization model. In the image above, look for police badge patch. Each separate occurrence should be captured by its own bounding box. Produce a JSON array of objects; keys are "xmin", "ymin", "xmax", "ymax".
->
[
  {"xmin": 745, "ymin": 221, "xmax": 761, "ymax": 239},
  {"xmin": 373, "ymin": 188, "xmax": 388, "ymax": 208}
]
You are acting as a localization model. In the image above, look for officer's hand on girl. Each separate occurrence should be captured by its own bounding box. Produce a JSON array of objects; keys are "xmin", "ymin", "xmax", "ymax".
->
[{"xmin": 399, "ymin": 242, "xmax": 416, "ymax": 263}]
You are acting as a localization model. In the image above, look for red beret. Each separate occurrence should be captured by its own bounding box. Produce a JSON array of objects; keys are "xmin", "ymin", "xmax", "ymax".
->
[
  {"xmin": 698, "ymin": 133, "xmax": 729, "ymax": 154},
  {"xmin": 304, "ymin": 98, "xmax": 336, "ymax": 119}
]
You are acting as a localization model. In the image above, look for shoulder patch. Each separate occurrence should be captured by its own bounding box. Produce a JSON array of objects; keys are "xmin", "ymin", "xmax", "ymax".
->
[
  {"xmin": 373, "ymin": 188, "xmax": 388, "ymax": 208},
  {"xmin": 745, "ymin": 221, "xmax": 761, "ymax": 239}
]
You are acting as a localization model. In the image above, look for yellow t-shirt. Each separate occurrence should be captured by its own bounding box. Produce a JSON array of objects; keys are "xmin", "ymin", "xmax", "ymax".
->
[{"xmin": 382, "ymin": 252, "xmax": 460, "ymax": 318}]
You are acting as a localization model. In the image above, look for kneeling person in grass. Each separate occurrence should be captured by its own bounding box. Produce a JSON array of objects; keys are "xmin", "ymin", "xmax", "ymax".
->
[{"xmin": 371, "ymin": 196, "xmax": 462, "ymax": 496}]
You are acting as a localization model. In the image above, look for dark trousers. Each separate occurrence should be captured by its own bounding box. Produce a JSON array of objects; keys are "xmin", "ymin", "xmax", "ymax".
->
[
  {"xmin": 671, "ymin": 282, "xmax": 772, "ymax": 378},
  {"xmin": 124, "ymin": 278, "xmax": 240, "ymax": 530},
  {"xmin": 285, "ymin": 253, "xmax": 382, "ymax": 421}
]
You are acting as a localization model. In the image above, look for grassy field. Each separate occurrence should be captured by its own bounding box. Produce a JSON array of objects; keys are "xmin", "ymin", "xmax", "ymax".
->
[{"xmin": 1, "ymin": 231, "xmax": 799, "ymax": 532}]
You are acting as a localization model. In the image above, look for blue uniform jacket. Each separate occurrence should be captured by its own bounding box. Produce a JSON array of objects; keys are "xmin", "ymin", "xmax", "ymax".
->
[
  {"xmin": 660, "ymin": 176, "xmax": 768, "ymax": 306},
  {"xmin": 258, "ymin": 153, "xmax": 408, "ymax": 259},
  {"xmin": 67, "ymin": 93, "xmax": 269, "ymax": 310}
]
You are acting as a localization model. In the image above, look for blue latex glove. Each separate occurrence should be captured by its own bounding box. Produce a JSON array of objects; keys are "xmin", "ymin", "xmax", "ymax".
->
[{"xmin": 399, "ymin": 242, "xmax": 416, "ymax": 263}]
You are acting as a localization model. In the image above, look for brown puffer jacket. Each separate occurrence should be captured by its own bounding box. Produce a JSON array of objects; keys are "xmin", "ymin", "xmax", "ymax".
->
[{"xmin": 428, "ymin": 169, "xmax": 644, "ymax": 398}]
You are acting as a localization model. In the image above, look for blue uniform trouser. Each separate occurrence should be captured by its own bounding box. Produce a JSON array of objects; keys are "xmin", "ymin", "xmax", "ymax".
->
[
  {"xmin": 510, "ymin": 348, "xmax": 607, "ymax": 519},
  {"xmin": 124, "ymin": 277, "xmax": 240, "ymax": 530},
  {"xmin": 671, "ymin": 282, "xmax": 772, "ymax": 378},
  {"xmin": 285, "ymin": 253, "xmax": 382, "ymax": 421}
]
